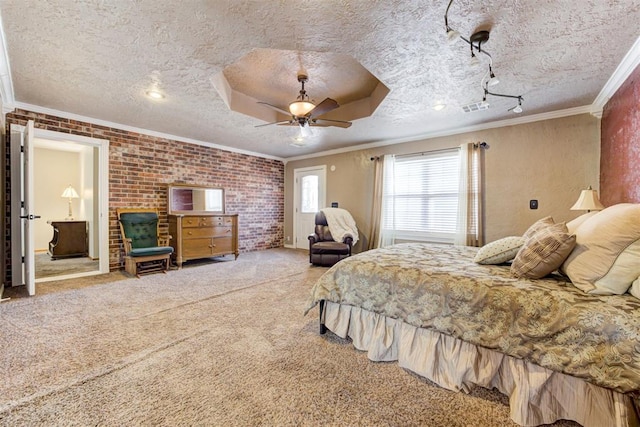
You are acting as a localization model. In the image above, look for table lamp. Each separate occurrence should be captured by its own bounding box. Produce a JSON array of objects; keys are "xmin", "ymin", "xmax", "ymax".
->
[
  {"xmin": 61, "ymin": 185, "xmax": 79, "ymax": 220},
  {"xmin": 570, "ymin": 185, "xmax": 605, "ymax": 213}
]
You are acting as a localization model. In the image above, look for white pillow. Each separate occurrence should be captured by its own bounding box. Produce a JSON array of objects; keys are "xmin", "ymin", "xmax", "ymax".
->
[
  {"xmin": 566, "ymin": 211, "xmax": 597, "ymax": 235},
  {"xmin": 474, "ymin": 236, "xmax": 526, "ymax": 265},
  {"xmin": 562, "ymin": 203, "xmax": 640, "ymax": 295},
  {"xmin": 628, "ymin": 276, "xmax": 640, "ymax": 299}
]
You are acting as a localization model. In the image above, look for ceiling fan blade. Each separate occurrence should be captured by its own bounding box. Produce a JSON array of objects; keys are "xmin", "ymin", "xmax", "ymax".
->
[
  {"xmin": 255, "ymin": 120, "xmax": 292, "ymax": 128},
  {"xmin": 257, "ymin": 101, "xmax": 291, "ymax": 117},
  {"xmin": 311, "ymin": 118, "xmax": 352, "ymax": 128},
  {"xmin": 308, "ymin": 98, "xmax": 339, "ymax": 117}
]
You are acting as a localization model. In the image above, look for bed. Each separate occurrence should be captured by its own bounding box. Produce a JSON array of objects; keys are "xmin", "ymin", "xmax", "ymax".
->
[{"xmin": 305, "ymin": 203, "xmax": 640, "ymax": 427}]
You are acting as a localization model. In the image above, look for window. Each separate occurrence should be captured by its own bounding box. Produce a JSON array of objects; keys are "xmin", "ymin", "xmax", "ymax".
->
[
  {"xmin": 300, "ymin": 175, "xmax": 319, "ymax": 213},
  {"xmin": 381, "ymin": 149, "xmax": 460, "ymax": 244}
]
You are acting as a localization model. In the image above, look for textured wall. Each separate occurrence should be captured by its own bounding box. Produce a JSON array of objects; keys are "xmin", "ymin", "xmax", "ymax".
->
[
  {"xmin": 600, "ymin": 64, "xmax": 640, "ymax": 205},
  {"xmin": 4, "ymin": 109, "xmax": 284, "ymax": 285},
  {"xmin": 285, "ymin": 114, "xmax": 600, "ymax": 247}
]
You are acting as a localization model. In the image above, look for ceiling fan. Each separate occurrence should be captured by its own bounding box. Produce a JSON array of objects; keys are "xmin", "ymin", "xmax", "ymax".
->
[{"xmin": 255, "ymin": 73, "xmax": 352, "ymax": 132}]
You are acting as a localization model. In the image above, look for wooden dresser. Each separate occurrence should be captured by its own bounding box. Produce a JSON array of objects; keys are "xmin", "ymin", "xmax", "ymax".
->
[{"xmin": 168, "ymin": 214, "xmax": 238, "ymax": 268}]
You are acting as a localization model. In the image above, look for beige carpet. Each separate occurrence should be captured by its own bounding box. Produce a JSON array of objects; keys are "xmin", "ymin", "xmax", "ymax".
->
[{"xmin": 0, "ymin": 248, "xmax": 578, "ymax": 426}]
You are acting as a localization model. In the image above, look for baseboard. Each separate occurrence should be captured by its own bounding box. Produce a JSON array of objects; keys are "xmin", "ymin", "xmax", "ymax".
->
[{"xmin": 284, "ymin": 244, "xmax": 296, "ymax": 249}]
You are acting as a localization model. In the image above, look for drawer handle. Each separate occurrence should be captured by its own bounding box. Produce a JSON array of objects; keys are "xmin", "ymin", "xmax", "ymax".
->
[{"xmin": 188, "ymin": 231, "xmax": 193, "ymax": 235}]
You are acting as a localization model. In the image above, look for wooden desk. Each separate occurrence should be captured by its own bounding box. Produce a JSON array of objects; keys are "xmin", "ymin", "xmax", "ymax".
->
[{"xmin": 47, "ymin": 220, "xmax": 88, "ymax": 260}]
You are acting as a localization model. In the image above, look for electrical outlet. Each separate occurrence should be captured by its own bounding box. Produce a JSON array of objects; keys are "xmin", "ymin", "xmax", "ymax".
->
[
  {"xmin": 529, "ymin": 200, "xmax": 538, "ymax": 210},
  {"xmin": 286, "ymin": 236, "xmax": 290, "ymax": 242}
]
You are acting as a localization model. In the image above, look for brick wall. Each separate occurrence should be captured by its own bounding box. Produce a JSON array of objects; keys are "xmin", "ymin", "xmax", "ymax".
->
[{"xmin": 4, "ymin": 109, "xmax": 284, "ymax": 285}]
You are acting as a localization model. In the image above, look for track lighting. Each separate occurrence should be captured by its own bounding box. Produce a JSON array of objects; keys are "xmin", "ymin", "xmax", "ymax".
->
[
  {"xmin": 509, "ymin": 97, "xmax": 523, "ymax": 114},
  {"xmin": 480, "ymin": 95, "xmax": 489, "ymax": 109},
  {"xmin": 444, "ymin": 0, "xmax": 524, "ymax": 112},
  {"xmin": 447, "ymin": 27, "xmax": 460, "ymax": 43},
  {"xmin": 487, "ymin": 66, "xmax": 499, "ymax": 86}
]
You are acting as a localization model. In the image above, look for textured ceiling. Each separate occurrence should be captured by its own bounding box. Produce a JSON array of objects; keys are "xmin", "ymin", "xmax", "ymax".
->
[{"xmin": 1, "ymin": 0, "xmax": 639, "ymax": 159}]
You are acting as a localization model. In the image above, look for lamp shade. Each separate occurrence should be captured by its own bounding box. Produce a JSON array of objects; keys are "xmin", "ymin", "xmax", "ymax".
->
[
  {"xmin": 289, "ymin": 100, "xmax": 315, "ymax": 117},
  {"xmin": 61, "ymin": 185, "xmax": 79, "ymax": 199},
  {"xmin": 570, "ymin": 186, "xmax": 604, "ymax": 211}
]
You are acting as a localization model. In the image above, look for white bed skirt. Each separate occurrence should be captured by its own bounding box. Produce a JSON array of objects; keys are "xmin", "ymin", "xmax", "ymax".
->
[{"xmin": 323, "ymin": 301, "xmax": 640, "ymax": 427}]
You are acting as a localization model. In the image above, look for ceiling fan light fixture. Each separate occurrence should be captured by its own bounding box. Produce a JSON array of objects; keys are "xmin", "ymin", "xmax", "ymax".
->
[{"xmin": 289, "ymin": 100, "xmax": 315, "ymax": 117}]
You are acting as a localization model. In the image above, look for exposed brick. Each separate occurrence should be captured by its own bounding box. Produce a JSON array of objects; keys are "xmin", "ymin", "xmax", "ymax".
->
[{"xmin": 4, "ymin": 109, "xmax": 284, "ymax": 285}]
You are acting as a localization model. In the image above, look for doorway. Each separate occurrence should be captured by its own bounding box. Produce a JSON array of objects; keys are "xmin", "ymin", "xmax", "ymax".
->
[
  {"xmin": 10, "ymin": 123, "xmax": 110, "ymax": 295},
  {"xmin": 293, "ymin": 165, "xmax": 326, "ymax": 249}
]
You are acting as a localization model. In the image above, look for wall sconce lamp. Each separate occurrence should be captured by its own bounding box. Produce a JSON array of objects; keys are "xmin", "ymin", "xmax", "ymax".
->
[
  {"xmin": 61, "ymin": 185, "xmax": 79, "ymax": 220},
  {"xmin": 570, "ymin": 185, "xmax": 605, "ymax": 212},
  {"xmin": 444, "ymin": 0, "xmax": 525, "ymax": 113}
]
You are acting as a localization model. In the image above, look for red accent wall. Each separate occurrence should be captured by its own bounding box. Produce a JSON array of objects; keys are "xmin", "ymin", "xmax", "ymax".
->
[
  {"xmin": 600, "ymin": 63, "xmax": 640, "ymax": 205},
  {"xmin": 4, "ymin": 109, "xmax": 284, "ymax": 285}
]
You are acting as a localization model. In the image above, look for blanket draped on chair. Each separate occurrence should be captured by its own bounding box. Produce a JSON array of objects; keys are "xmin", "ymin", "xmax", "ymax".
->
[{"xmin": 321, "ymin": 208, "xmax": 359, "ymax": 245}]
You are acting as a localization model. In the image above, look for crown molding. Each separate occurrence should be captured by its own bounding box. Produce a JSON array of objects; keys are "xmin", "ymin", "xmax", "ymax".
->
[
  {"xmin": 591, "ymin": 35, "xmax": 640, "ymax": 113},
  {"xmin": 284, "ymin": 105, "xmax": 593, "ymax": 161},
  {"xmin": 11, "ymin": 102, "xmax": 285, "ymax": 162}
]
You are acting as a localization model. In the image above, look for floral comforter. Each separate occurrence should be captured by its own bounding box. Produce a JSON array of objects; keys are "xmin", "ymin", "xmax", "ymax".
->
[{"xmin": 307, "ymin": 243, "xmax": 640, "ymax": 393}]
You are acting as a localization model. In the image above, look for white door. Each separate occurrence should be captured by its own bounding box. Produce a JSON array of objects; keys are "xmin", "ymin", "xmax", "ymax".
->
[
  {"xmin": 293, "ymin": 166, "xmax": 326, "ymax": 249},
  {"xmin": 22, "ymin": 120, "xmax": 37, "ymax": 295}
]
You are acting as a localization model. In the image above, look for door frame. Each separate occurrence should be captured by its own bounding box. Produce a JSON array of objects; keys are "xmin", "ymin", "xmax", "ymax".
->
[
  {"xmin": 10, "ymin": 123, "xmax": 110, "ymax": 292},
  {"xmin": 292, "ymin": 165, "xmax": 326, "ymax": 250}
]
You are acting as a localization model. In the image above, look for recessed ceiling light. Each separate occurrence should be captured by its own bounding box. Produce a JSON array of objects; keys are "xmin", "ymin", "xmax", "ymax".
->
[
  {"xmin": 146, "ymin": 90, "xmax": 165, "ymax": 100},
  {"xmin": 432, "ymin": 103, "xmax": 446, "ymax": 111}
]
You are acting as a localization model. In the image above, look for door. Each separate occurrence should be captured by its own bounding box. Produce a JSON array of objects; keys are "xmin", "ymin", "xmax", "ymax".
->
[
  {"xmin": 22, "ymin": 120, "xmax": 37, "ymax": 295},
  {"xmin": 10, "ymin": 122, "xmax": 110, "ymax": 295},
  {"xmin": 293, "ymin": 166, "xmax": 326, "ymax": 249}
]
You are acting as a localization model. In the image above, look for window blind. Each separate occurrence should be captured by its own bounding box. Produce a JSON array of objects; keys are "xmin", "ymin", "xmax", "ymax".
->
[{"xmin": 382, "ymin": 149, "xmax": 460, "ymax": 244}]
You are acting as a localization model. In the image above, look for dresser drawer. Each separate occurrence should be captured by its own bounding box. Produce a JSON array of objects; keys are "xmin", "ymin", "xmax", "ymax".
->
[
  {"xmin": 182, "ymin": 226, "xmax": 232, "ymax": 239},
  {"xmin": 182, "ymin": 216, "xmax": 234, "ymax": 227}
]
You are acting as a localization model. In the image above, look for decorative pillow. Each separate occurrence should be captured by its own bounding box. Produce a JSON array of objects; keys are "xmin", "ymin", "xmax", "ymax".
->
[
  {"xmin": 473, "ymin": 236, "xmax": 526, "ymax": 264},
  {"xmin": 562, "ymin": 203, "xmax": 640, "ymax": 295},
  {"xmin": 511, "ymin": 222, "xmax": 576, "ymax": 279},
  {"xmin": 566, "ymin": 211, "xmax": 598, "ymax": 235},
  {"xmin": 522, "ymin": 216, "xmax": 554, "ymax": 239},
  {"xmin": 629, "ymin": 276, "xmax": 640, "ymax": 299}
]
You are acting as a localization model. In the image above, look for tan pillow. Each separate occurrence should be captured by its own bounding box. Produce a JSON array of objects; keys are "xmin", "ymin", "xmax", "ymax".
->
[
  {"xmin": 566, "ymin": 211, "xmax": 598, "ymax": 235},
  {"xmin": 523, "ymin": 216, "xmax": 554, "ymax": 239},
  {"xmin": 629, "ymin": 276, "xmax": 640, "ymax": 299},
  {"xmin": 511, "ymin": 222, "xmax": 576, "ymax": 279},
  {"xmin": 473, "ymin": 236, "xmax": 526, "ymax": 264},
  {"xmin": 562, "ymin": 203, "xmax": 640, "ymax": 295}
]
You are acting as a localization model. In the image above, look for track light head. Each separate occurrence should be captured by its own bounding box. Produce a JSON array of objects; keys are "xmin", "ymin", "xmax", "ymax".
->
[
  {"xmin": 511, "ymin": 97, "xmax": 523, "ymax": 113},
  {"xmin": 447, "ymin": 27, "xmax": 460, "ymax": 43},
  {"xmin": 488, "ymin": 66, "xmax": 500, "ymax": 86}
]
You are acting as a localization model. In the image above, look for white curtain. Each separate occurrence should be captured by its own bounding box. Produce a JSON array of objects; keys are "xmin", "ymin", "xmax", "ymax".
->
[
  {"xmin": 455, "ymin": 142, "xmax": 484, "ymax": 246},
  {"xmin": 378, "ymin": 154, "xmax": 396, "ymax": 248}
]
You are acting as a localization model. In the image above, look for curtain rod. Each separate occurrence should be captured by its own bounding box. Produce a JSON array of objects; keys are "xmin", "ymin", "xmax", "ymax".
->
[{"xmin": 370, "ymin": 142, "xmax": 489, "ymax": 161}]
